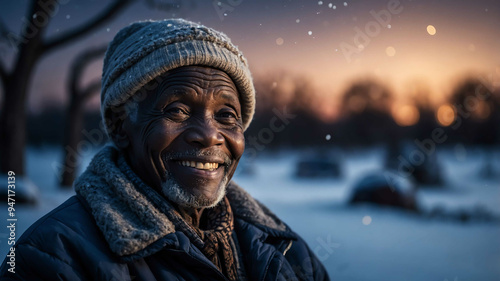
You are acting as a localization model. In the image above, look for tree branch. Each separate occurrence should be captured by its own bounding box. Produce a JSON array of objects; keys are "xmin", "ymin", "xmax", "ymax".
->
[
  {"xmin": 43, "ymin": 0, "xmax": 134, "ymax": 53},
  {"xmin": 144, "ymin": 0, "xmax": 182, "ymax": 10},
  {"xmin": 69, "ymin": 45, "xmax": 107, "ymax": 99}
]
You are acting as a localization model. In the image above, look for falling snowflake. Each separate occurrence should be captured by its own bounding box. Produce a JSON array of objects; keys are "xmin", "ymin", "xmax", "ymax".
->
[
  {"xmin": 328, "ymin": 3, "xmax": 333, "ymax": 8},
  {"xmin": 318, "ymin": 1, "xmax": 323, "ymax": 5},
  {"xmin": 325, "ymin": 134, "xmax": 331, "ymax": 140},
  {"xmin": 387, "ymin": 24, "xmax": 392, "ymax": 29},
  {"xmin": 362, "ymin": 216, "xmax": 372, "ymax": 225},
  {"xmin": 343, "ymin": 2, "xmax": 348, "ymax": 6},
  {"xmin": 66, "ymin": 14, "xmax": 71, "ymax": 19},
  {"xmin": 296, "ymin": 19, "xmax": 300, "ymax": 23},
  {"xmin": 308, "ymin": 31, "xmax": 313, "ymax": 35}
]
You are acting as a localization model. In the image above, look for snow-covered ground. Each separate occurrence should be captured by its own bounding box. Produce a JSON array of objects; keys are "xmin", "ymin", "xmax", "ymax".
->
[{"xmin": 1, "ymin": 146, "xmax": 499, "ymax": 280}]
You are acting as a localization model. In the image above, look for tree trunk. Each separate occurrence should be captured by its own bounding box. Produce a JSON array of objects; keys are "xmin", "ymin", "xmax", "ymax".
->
[
  {"xmin": 59, "ymin": 45, "xmax": 106, "ymax": 187},
  {"xmin": 0, "ymin": 15, "xmax": 44, "ymax": 175},
  {"xmin": 60, "ymin": 96, "xmax": 85, "ymax": 186},
  {"xmin": 0, "ymin": 79, "xmax": 28, "ymax": 175}
]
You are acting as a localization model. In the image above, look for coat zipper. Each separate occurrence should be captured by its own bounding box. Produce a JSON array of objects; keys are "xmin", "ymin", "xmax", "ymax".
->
[{"xmin": 282, "ymin": 240, "xmax": 293, "ymax": 256}]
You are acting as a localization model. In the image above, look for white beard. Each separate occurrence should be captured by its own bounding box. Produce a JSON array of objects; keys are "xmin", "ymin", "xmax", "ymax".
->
[{"xmin": 160, "ymin": 170, "xmax": 229, "ymax": 208}]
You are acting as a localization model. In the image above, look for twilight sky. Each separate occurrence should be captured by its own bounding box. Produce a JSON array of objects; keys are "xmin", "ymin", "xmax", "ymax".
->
[{"xmin": 1, "ymin": 0, "xmax": 499, "ymax": 117}]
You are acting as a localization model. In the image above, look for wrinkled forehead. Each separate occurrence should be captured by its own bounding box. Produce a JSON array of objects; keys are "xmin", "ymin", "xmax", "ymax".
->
[
  {"xmin": 159, "ymin": 66, "xmax": 238, "ymax": 91},
  {"xmin": 140, "ymin": 66, "xmax": 239, "ymax": 102}
]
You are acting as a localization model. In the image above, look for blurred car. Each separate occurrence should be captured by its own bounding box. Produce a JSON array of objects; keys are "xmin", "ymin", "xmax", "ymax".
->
[
  {"xmin": 348, "ymin": 170, "xmax": 418, "ymax": 211},
  {"xmin": 295, "ymin": 158, "xmax": 341, "ymax": 178},
  {"xmin": 386, "ymin": 142, "xmax": 443, "ymax": 186}
]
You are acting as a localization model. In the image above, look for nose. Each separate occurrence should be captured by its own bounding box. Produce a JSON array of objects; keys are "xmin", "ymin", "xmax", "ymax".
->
[{"xmin": 184, "ymin": 117, "xmax": 224, "ymax": 148}]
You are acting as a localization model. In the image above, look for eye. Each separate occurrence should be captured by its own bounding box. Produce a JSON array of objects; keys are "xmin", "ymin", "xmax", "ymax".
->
[
  {"xmin": 164, "ymin": 103, "xmax": 189, "ymax": 121},
  {"xmin": 216, "ymin": 108, "xmax": 240, "ymax": 124},
  {"xmin": 166, "ymin": 107, "xmax": 186, "ymax": 115},
  {"xmin": 219, "ymin": 111, "xmax": 237, "ymax": 119}
]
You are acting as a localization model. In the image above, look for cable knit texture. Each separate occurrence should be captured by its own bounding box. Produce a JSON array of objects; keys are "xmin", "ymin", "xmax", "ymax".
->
[
  {"xmin": 101, "ymin": 18, "xmax": 255, "ymax": 138},
  {"xmin": 73, "ymin": 146, "xmax": 286, "ymax": 257}
]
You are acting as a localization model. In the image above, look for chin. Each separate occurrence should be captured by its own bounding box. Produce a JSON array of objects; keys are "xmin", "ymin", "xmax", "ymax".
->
[{"xmin": 161, "ymin": 171, "xmax": 229, "ymax": 208}]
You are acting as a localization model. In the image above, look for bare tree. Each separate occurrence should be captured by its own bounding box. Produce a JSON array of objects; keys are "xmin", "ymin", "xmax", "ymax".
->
[
  {"xmin": 340, "ymin": 79, "xmax": 393, "ymax": 117},
  {"xmin": 0, "ymin": 0, "xmax": 134, "ymax": 176},
  {"xmin": 448, "ymin": 78, "xmax": 499, "ymax": 144},
  {"xmin": 60, "ymin": 45, "xmax": 107, "ymax": 187},
  {"xmin": 254, "ymin": 71, "xmax": 318, "ymax": 113},
  {"xmin": 339, "ymin": 79, "xmax": 396, "ymax": 145}
]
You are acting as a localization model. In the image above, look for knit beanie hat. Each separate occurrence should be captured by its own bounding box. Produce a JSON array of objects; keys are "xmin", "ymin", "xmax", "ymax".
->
[{"xmin": 101, "ymin": 18, "xmax": 255, "ymax": 137}]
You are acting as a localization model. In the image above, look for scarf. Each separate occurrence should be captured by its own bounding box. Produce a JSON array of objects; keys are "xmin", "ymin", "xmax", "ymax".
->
[{"xmin": 198, "ymin": 197, "xmax": 237, "ymax": 280}]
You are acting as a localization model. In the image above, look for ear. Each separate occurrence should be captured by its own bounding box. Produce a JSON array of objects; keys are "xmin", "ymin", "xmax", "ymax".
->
[{"xmin": 106, "ymin": 107, "xmax": 130, "ymax": 149}]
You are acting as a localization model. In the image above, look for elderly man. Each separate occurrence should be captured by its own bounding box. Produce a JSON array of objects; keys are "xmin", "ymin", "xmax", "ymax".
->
[{"xmin": 0, "ymin": 19, "xmax": 329, "ymax": 280}]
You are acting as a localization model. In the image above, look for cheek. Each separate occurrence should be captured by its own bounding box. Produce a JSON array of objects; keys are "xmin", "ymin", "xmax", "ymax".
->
[
  {"xmin": 225, "ymin": 130, "xmax": 245, "ymax": 160},
  {"xmin": 144, "ymin": 121, "xmax": 179, "ymax": 152}
]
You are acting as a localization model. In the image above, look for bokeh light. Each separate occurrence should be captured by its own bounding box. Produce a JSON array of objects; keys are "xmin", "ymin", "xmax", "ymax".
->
[
  {"xmin": 427, "ymin": 25, "xmax": 437, "ymax": 35},
  {"xmin": 436, "ymin": 104, "xmax": 456, "ymax": 126},
  {"xmin": 392, "ymin": 104, "xmax": 420, "ymax": 126},
  {"xmin": 471, "ymin": 100, "xmax": 492, "ymax": 120},
  {"xmin": 386, "ymin": 46, "xmax": 396, "ymax": 57},
  {"xmin": 362, "ymin": 216, "xmax": 372, "ymax": 225}
]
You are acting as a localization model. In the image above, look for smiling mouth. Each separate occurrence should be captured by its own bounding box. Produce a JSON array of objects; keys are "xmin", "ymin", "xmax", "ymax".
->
[{"xmin": 178, "ymin": 160, "xmax": 220, "ymax": 171}]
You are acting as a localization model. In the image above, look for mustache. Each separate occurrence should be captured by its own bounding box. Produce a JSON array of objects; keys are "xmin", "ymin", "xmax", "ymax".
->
[{"xmin": 162, "ymin": 148, "xmax": 232, "ymax": 165}]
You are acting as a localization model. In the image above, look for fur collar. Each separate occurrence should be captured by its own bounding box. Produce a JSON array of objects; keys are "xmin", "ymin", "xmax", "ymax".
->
[{"xmin": 74, "ymin": 146, "xmax": 287, "ymax": 257}]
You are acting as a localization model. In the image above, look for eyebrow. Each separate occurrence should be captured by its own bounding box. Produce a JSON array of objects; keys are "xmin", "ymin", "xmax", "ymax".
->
[
  {"xmin": 152, "ymin": 85, "xmax": 193, "ymax": 107},
  {"xmin": 217, "ymin": 91, "xmax": 239, "ymax": 104},
  {"xmin": 152, "ymin": 81, "xmax": 240, "ymax": 107}
]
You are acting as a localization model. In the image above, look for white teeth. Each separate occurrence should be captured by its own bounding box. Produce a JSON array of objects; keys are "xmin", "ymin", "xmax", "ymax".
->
[{"xmin": 179, "ymin": 161, "xmax": 220, "ymax": 170}]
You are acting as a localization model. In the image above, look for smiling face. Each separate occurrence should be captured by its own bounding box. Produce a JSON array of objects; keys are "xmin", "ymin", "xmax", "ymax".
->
[{"xmin": 113, "ymin": 66, "xmax": 245, "ymax": 208}]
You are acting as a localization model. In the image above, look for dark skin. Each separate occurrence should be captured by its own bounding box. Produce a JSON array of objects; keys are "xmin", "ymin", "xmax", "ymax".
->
[{"xmin": 110, "ymin": 66, "xmax": 245, "ymax": 226}]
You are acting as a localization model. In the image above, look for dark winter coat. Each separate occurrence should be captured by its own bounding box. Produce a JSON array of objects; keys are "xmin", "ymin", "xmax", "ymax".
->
[{"xmin": 0, "ymin": 147, "xmax": 329, "ymax": 281}]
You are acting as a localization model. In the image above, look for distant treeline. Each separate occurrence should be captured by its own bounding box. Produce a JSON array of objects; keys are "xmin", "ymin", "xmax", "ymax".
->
[{"xmin": 27, "ymin": 76, "xmax": 500, "ymax": 148}]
